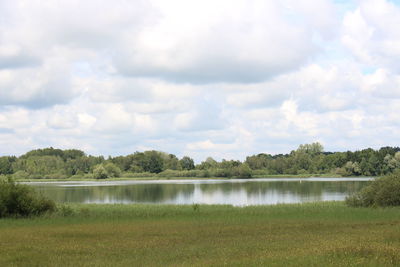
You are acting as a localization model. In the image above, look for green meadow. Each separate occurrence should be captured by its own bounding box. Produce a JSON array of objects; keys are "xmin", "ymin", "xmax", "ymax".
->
[{"xmin": 1, "ymin": 202, "xmax": 400, "ymax": 266}]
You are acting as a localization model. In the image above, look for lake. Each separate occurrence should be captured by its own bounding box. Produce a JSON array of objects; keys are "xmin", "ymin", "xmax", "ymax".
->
[{"xmin": 28, "ymin": 177, "xmax": 373, "ymax": 206}]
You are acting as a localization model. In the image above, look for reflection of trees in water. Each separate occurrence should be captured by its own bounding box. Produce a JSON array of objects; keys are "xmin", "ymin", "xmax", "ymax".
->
[
  {"xmin": 34, "ymin": 184, "xmax": 195, "ymax": 203},
  {"xmin": 199, "ymin": 181, "xmax": 370, "ymax": 197},
  {"xmin": 33, "ymin": 181, "xmax": 371, "ymax": 204}
]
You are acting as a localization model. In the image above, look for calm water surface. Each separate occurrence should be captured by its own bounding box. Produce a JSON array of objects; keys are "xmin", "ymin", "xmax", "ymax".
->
[{"xmin": 28, "ymin": 177, "xmax": 373, "ymax": 206}]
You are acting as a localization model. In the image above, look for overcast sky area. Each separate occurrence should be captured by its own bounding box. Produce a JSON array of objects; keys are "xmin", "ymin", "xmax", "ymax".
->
[{"xmin": 1, "ymin": 0, "xmax": 400, "ymax": 161}]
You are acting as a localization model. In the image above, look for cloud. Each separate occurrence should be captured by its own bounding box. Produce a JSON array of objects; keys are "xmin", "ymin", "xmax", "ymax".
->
[
  {"xmin": 114, "ymin": 0, "xmax": 333, "ymax": 83},
  {"xmin": 1, "ymin": 0, "xmax": 400, "ymax": 162},
  {"xmin": 173, "ymin": 99, "xmax": 225, "ymax": 132},
  {"xmin": 0, "ymin": 61, "xmax": 75, "ymax": 108},
  {"xmin": 342, "ymin": 0, "xmax": 400, "ymax": 71},
  {"xmin": 0, "ymin": 44, "xmax": 41, "ymax": 69},
  {"xmin": 361, "ymin": 68, "xmax": 400, "ymax": 98}
]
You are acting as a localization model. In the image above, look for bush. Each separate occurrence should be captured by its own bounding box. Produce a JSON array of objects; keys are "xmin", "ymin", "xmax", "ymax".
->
[
  {"xmin": 211, "ymin": 168, "xmax": 233, "ymax": 178},
  {"xmin": 334, "ymin": 167, "xmax": 350, "ymax": 177},
  {"xmin": 0, "ymin": 178, "xmax": 56, "ymax": 218},
  {"xmin": 346, "ymin": 170, "xmax": 400, "ymax": 207},
  {"xmin": 44, "ymin": 171, "xmax": 69, "ymax": 179},
  {"xmin": 70, "ymin": 173, "xmax": 85, "ymax": 179},
  {"xmin": 200, "ymin": 169, "xmax": 211, "ymax": 178},
  {"xmin": 122, "ymin": 172, "xmax": 154, "ymax": 178},
  {"xmin": 157, "ymin": 169, "xmax": 182, "ymax": 178},
  {"xmin": 104, "ymin": 163, "xmax": 121, "ymax": 178},
  {"xmin": 11, "ymin": 170, "xmax": 29, "ymax": 180},
  {"xmin": 232, "ymin": 164, "xmax": 252, "ymax": 178},
  {"xmin": 252, "ymin": 169, "xmax": 270, "ymax": 176},
  {"xmin": 93, "ymin": 164, "xmax": 108, "ymax": 179},
  {"xmin": 92, "ymin": 163, "xmax": 122, "ymax": 179}
]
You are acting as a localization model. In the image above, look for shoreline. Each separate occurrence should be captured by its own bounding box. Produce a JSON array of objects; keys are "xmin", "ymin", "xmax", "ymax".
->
[{"xmin": 15, "ymin": 174, "xmax": 374, "ymax": 183}]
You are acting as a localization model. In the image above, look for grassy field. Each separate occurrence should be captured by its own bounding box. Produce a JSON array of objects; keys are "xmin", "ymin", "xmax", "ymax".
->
[{"xmin": 1, "ymin": 202, "xmax": 400, "ymax": 266}]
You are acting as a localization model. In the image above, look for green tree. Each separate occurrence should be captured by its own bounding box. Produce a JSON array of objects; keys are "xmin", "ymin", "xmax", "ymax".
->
[
  {"xmin": 0, "ymin": 156, "xmax": 15, "ymax": 175},
  {"xmin": 197, "ymin": 157, "xmax": 217, "ymax": 170},
  {"xmin": 360, "ymin": 158, "xmax": 370, "ymax": 176},
  {"xmin": 163, "ymin": 154, "xmax": 181, "ymax": 170},
  {"xmin": 138, "ymin": 151, "xmax": 164, "ymax": 173},
  {"xmin": 344, "ymin": 161, "xmax": 361, "ymax": 176},
  {"xmin": 245, "ymin": 153, "xmax": 272, "ymax": 170},
  {"xmin": 384, "ymin": 152, "xmax": 400, "ymax": 173},
  {"xmin": 12, "ymin": 156, "xmax": 65, "ymax": 178},
  {"xmin": 296, "ymin": 142, "xmax": 324, "ymax": 156},
  {"xmin": 104, "ymin": 162, "xmax": 121, "ymax": 177},
  {"xmin": 233, "ymin": 163, "xmax": 252, "ymax": 178},
  {"xmin": 368, "ymin": 154, "xmax": 380, "ymax": 176},
  {"xmin": 179, "ymin": 156, "xmax": 195, "ymax": 170},
  {"xmin": 93, "ymin": 164, "xmax": 108, "ymax": 179}
]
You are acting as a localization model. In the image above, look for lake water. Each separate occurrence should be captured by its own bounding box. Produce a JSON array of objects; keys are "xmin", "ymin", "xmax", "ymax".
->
[{"xmin": 28, "ymin": 177, "xmax": 373, "ymax": 206}]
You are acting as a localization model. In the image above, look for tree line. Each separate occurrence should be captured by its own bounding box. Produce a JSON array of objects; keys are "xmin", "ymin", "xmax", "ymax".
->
[{"xmin": 0, "ymin": 143, "xmax": 399, "ymax": 179}]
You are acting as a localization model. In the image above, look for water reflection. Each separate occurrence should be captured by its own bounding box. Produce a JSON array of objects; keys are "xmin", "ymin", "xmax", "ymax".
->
[{"xmin": 30, "ymin": 178, "xmax": 373, "ymax": 206}]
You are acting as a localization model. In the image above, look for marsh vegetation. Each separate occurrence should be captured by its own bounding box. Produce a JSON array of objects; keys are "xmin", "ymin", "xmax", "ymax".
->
[{"xmin": 1, "ymin": 202, "xmax": 400, "ymax": 266}]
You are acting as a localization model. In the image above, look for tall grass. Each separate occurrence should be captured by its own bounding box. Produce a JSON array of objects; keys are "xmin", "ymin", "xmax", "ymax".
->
[{"xmin": 1, "ymin": 202, "xmax": 400, "ymax": 266}]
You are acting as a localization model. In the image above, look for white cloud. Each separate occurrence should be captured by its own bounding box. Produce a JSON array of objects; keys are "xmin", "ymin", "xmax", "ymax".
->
[
  {"xmin": 1, "ymin": 0, "xmax": 400, "ymax": 161},
  {"xmin": 77, "ymin": 113, "xmax": 97, "ymax": 129},
  {"xmin": 47, "ymin": 112, "xmax": 78, "ymax": 130},
  {"xmin": 114, "ymin": 0, "xmax": 332, "ymax": 83},
  {"xmin": 361, "ymin": 68, "xmax": 400, "ymax": 98},
  {"xmin": 342, "ymin": 0, "xmax": 400, "ymax": 70},
  {"xmin": 0, "ymin": 54, "xmax": 79, "ymax": 108}
]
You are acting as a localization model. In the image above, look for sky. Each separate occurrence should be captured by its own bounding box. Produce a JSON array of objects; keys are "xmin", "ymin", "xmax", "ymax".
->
[{"xmin": 0, "ymin": 0, "xmax": 400, "ymax": 161}]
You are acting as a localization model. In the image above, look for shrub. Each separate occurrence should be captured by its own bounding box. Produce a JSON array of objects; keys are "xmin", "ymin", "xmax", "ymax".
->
[
  {"xmin": 334, "ymin": 167, "xmax": 350, "ymax": 177},
  {"xmin": 93, "ymin": 164, "xmax": 108, "ymax": 179},
  {"xmin": 232, "ymin": 163, "xmax": 252, "ymax": 178},
  {"xmin": 252, "ymin": 169, "xmax": 270, "ymax": 176},
  {"xmin": 43, "ymin": 172, "xmax": 68, "ymax": 179},
  {"xmin": 297, "ymin": 169, "xmax": 309, "ymax": 175},
  {"xmin": 70, "ymin": 173, "xmax": 85, "ymax": 179},
  {"xmin": 0, "ymin": 178, "xmax": 56, "ymax": 218},
  {"xmin": 157, "ymin": 169, "xmax": 181, "ymax": 178},
  {"xmin": 83, "ymin": 173, "xmax": 94, "ymax": 179},
  {"xmin": 122, "ymin": 172, "xmax": 154, "ymax": 178},
  {"xmin": 211, "ymin": 168, "xmax": 233, "ymax": 178},
  {"xmin": 201, "ymin": 169, "xmax": 211, "ymax": 178},
  {"xmin": 188, "ymin": 170, "xmax": 204, "ymax": 177},
  {"xmin": 346, "ymin": 170, "xmax": 400, "ymax": 207},
  {"xmin": 11, "ymin": 170, "xmax": 29, "ymax": 180},
  {"xmin": 92, "ymin": 163, "xmax": 122, "ymax": 179},
  {"xmin": 104, "ymin": 163, "xmax": 121, "ymax": 178}
]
